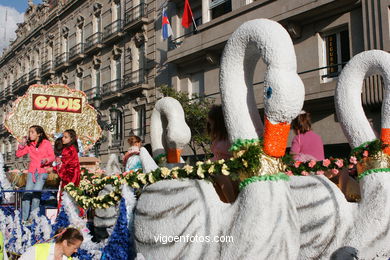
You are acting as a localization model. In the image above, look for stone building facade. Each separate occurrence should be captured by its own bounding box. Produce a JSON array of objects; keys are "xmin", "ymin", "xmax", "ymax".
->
[
  {"xmin": 0, "ymin": 0, "xmax": 162, "ymax": 168},
  {"xmin": 163, "ymin": 0, "xmax": 389, "ymax": 156}
]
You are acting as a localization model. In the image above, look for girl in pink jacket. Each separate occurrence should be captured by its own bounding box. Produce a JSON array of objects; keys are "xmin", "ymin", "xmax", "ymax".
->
[{"xmin": 16, "ymin": 125, "xmax": 55, "ymax": 222}]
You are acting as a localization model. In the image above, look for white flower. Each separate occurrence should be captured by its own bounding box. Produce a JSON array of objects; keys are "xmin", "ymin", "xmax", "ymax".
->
[
  {"xmin": 160, "ymin": 167, "xmax": 171, "ymax": 178},
  {"xmin": 221, "ymin": 164, "xmax": 230, "ymax": 176},
  {"xmin": 217, "ymin": 159, "xmax": 225, "ymax": 164},
  {"xmin": 205, "ymin": 159, "xmax": 212, "ymax": 164},
  {"xmin": 132, "ymin": 182, "xmax": 140, "ymax": 189},
  {"xmin": 208, "ymin": 165, "xmax": 215, "ymax": 174},
  {"xmin": 183, "ymin": 165, "xmax": 193, "ymax": 174},
  {"xmin": 148, "ymin": 174, "xmax": 156, "ymax": 184},
  {"xmin": 137, "ymin": 174, "xmax": 147, "ymax": 184},
  {"xmin": 196, "ymin": 161, "xmax": 204, "ymax": 166},
  {"xmin": 110, "ymin": 192, "xmax": 115, "ymax": 198},
  {"xmin": 103, "ymin": 203, "xmax": 109, "ymax": 208},
  {"xmin": 172, "ymin": 170, "xmax": 179, "ymax": 179},
  {"xmin": 197, "ymin": 165, "xmax": 205, "ymax": 178}
]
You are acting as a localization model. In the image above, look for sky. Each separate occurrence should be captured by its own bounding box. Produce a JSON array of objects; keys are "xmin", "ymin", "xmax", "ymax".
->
[{"xmin": 0, "ymin": 1, "xmax": 42, "ymax": 54}]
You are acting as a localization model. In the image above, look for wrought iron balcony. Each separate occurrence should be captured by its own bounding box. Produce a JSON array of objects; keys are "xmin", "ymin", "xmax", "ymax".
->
[
  {"xmin": 85, "ymin": 32, "xmax": 103, "ymax": 52},
  {"xmin": 6, "ymin": 152, "xmax": 12, "ymax": 162},
  {"xmin": 102, "ymin": 79, "xmax": 122, "ymax": 97},
  {"xmin": 124, "ymin": 3, "xmax": 148, "ymax": 29},
  {"xmin": 69, "ymin": 43, "xmax": 85, "ymax": 60},
  {"xmin": 41, "ymin": 61, "xmax": 54, "ymax": 76},
  {"xmin": 103, "ymin": 20, "xmax": 123, "ymax": 41},
  {"xmin": 54, "ymin": 52, "xmax": 69, "ymax": 68},
  {"xmin": 123, "ymin": 69, "xmax": 146, "ymax": 89},
  {"xmin": 84, "ymin": 87, "xmax": 101, "ymax": 102},
  {"xmin": 29, "ymin": 68, "xmax": 41, "ymax": 83}
]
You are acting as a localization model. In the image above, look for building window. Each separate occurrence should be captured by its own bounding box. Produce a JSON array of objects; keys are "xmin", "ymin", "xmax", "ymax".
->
[
  {"xmin": 210, "ymin": 0, "xmax": 231, "ymax": 19},
  {"xmin": 95, "ymin": 15, "xmax": 102, "ymax": 33},
  {"xmin": 189, "ymin": 72, "xmax": 205, "ymax": 98},
  {"xmin": 93, "ymin": 67, "xmax": 100, "ymax": 88},
  {"xmin": 134, "ymin": 106, "xmax": 146, "ymax": 137},
  {"xmin": 76, "ymin": 75, "xmax": 83, "ymax": 90},
  {"xmin": 323, "ymin": 29, "xmax": 350, "ymax": 78},
  {"xmin": 113, "ymin": 110, "xmax": 123, "ymax": 142},
  {"xmin": 115, "ymin": 58, "xmax": 122, "ymax": 80}
]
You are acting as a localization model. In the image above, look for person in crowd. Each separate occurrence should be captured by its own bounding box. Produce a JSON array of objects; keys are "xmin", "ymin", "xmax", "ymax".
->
[
  {"xmin": 54, "ymin": 129, "xmax": 81, "ymax": 189},
  {"xmin": 290, "ymin": 110, "xmax": 325, "ymax": 161},
  {"xmin": 20, "ymin": 227, "xmax": 83, "ymax": 260},
  {"xmin": 207, "ymin": 105, "xmax": 239, "ymax": 203},
  {"xmin": 123, "ymin": 135, "xmax": 143, "ymax": 172},
  {"xmin": 16, "ymin": 125, "xmax": 55, "ymax": 222}
]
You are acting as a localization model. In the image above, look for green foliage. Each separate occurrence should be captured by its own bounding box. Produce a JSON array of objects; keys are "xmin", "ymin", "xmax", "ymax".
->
[{"xmin": 159, "ymin": 85, "xmax": 214, "ymax": 159}]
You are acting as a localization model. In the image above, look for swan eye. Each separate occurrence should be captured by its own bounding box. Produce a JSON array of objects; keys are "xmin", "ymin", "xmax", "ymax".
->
[{"xmin": 266, "ymin": 87, "xmax": 273, "ymax": 99}]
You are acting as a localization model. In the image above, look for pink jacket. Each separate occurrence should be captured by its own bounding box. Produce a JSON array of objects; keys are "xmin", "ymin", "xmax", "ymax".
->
[
  {"xmin": 16, "ymin": 139, "xmax": 55, "ymax": 174},
  {"xmin": 290, "ymin": 130, "xmax": 325, "ymax": 161}
]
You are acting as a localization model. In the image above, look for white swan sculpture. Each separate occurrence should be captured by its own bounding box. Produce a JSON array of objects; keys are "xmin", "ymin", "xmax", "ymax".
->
[
  {"xmin": 150, "ymin": 97, "xmax": 191, "ymax": 164},
  {"xmin": 289, "ymin": 50, "xmax": 390, "ymax": 259},
  {"xmin": 134, "ymin": 19, "xmax": 304, "ymax": 259}
]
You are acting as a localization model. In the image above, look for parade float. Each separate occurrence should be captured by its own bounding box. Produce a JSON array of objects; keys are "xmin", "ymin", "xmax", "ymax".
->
[{"xmin": 0, "ymin": 18, "xmax": 390, "ymax": 260}]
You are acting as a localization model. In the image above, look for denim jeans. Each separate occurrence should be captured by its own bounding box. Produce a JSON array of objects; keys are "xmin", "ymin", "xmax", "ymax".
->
[{"xmin": 22, "ymin": 172, "xmax": 48, "ymax": 221}]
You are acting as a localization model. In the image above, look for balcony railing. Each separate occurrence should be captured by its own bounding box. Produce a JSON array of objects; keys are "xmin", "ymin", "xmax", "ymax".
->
[
  {"xmin": 85, "ymin": 32, "xmax": 103, "ymax": 51},
  {"xmin": 5, "ymin": 87, "xmax": 12, "ymax": 98},
  {"xmin": 103, "ymin": 20, "xmax": 123, "ymax": 40},
  {"xmin": 125, "ymin": 3, "xmax": 147, "ymax": 26},
  {"xmin": 102, "ymin": 79, "xmax": 122, "ymax": 97},
  {"xmin": 6, "ymin": 152, "xmax": 12, "ymax": 162},
  {"xmin": 41, "ymin": 61, "xmax": 54, "ymax": 75},
  {"xmin": 69, "ymin": 43, "xmax": 84, "ymax": 60},
  {"xmin": 84, "ymin": 87, "xmax": 101, "ymax": 101},
  {"xmin": 55, "ymin": 52, "xmax": 69, "ymax": 68},
  {"xmin": 20, "ymin": 74, "xmax": 29, "ymax": 86},
  {"xmin": 123, "ymin": 69, "xmax": 146, "ymax": 89},
  {"xmin": 29, "ymin": 68, "xmax": 41, "ymax": 83}
]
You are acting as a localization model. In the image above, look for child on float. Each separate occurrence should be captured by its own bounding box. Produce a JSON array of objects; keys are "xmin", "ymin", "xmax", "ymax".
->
[
  {"xmin": 123, "ymin": 135, "xmax": 143, "ymax": 172},
  {"xmin": 207, "ymin": 105, "xmax": 239, "ymax": 203},
  {"xmin": 20, "ymin": 227, "xmax": 83, "ymax": 260},
  {"xmin": 54, "ymin": 129, "xmax": 81, "ymax": 189},
  {"xmin": 16, "ymin": 125, "xmax": 55, "ymax": 222}
]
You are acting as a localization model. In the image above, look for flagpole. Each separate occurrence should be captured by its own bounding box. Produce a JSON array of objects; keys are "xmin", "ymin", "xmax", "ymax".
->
[{"xmin": 191, "ymin": 15, "xmax": 198, "ymax": 31}]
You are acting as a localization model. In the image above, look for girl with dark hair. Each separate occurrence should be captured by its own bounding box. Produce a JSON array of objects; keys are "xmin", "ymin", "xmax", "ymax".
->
[
  {"xmin": 290, "ymin": 111, "xmax": 325, "ymax": 161},
  {"xmin": 54, "ymin": 129, "xmax": 81, "ymax": 190},
  {"xmin": 16, "ymin": 125, "xmax": 55, "ymax": 221},
  {"xmin": 20, "ymin": 227, "xmax": 83, "ymax": 259},
  {"xmin": 207, "ymin": 105, "xmax": 239, "ymax": 203}
]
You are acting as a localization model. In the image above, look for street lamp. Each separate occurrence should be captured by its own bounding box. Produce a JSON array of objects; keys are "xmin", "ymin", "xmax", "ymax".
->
[{"xmin": 92, "ymin": 95, "xmax": 120, "ymax": 132}]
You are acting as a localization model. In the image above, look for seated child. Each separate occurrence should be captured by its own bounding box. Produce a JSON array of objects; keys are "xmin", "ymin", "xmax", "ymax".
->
[{"xmin": 123, "ymin": 135, "xmax": 143, "ymax": 172}]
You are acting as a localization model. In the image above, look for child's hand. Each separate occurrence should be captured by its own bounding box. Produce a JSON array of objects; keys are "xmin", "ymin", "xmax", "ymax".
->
[{"xmin": 20, "ymin": 136, "xmax": 28, "ymax": 146}]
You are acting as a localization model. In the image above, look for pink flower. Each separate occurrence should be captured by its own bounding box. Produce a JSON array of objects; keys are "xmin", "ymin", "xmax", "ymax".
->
[
  {"xmin": 286, "ymin": 170, "xmax": 293, "ymax": 176},
  {"xmin": 308, "ymin": 160, "xmax": 316, "ymax": 168},
  {"xmin": 331, "ymin": 169, "xmax": 339, "ymax": 175},
  {"xmin": 335, "ymin": 159, "xmax": 344, "ymax": 168},
  {"xmin": 316, "ymin": 170, "xmax": 324, "ymax": 175},
  {"xmin": 363, "ymin": 150, "xmax": 369, "ymax": 157},
  {"xmin": 349, "ymin": 156, "xmax": 358, "ymax": 165},
  {"xmin": 348, "ymin": 164, "xmax": 354, "ymax": 169},
  {"xmin": 294, "ymin": 161, "xmax": 302, "ymax": 168},
  {"xmin": 322, "ymin": 159, "xmax": 331, "ymax": 167},
  {"xmin": 301, "ymin": 171, "xmax": 309, "ymax": 176}
]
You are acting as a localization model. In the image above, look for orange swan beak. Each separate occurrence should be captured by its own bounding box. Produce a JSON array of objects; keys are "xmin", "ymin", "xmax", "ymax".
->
[{"xmin": 263, "ymin": 117, "xmax": 291, "ymax": 158}]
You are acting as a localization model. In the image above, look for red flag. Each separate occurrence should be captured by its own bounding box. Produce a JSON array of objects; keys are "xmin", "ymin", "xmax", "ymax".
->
[{"xmin": 182, "ymin": 0, "xmax": 194, "ymax": 28}]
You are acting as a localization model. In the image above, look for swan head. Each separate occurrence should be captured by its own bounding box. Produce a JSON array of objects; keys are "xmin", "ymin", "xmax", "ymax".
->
[{"xmin": 151, "ymin": 97, "xmax": 192, "ymax": 163}]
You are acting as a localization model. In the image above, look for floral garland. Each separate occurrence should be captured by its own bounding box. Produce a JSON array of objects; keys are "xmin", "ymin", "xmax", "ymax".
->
[
  {"xmin": 284, "ymin": 157, "xmax": 345, "ymax": 177},
  {"xmin": 348, "ymin": 139, "xmax": 387, "ymax": 168},
  {"xmin": 66, "ymin": 139, "xmax": 287, "ymax": 209}
]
